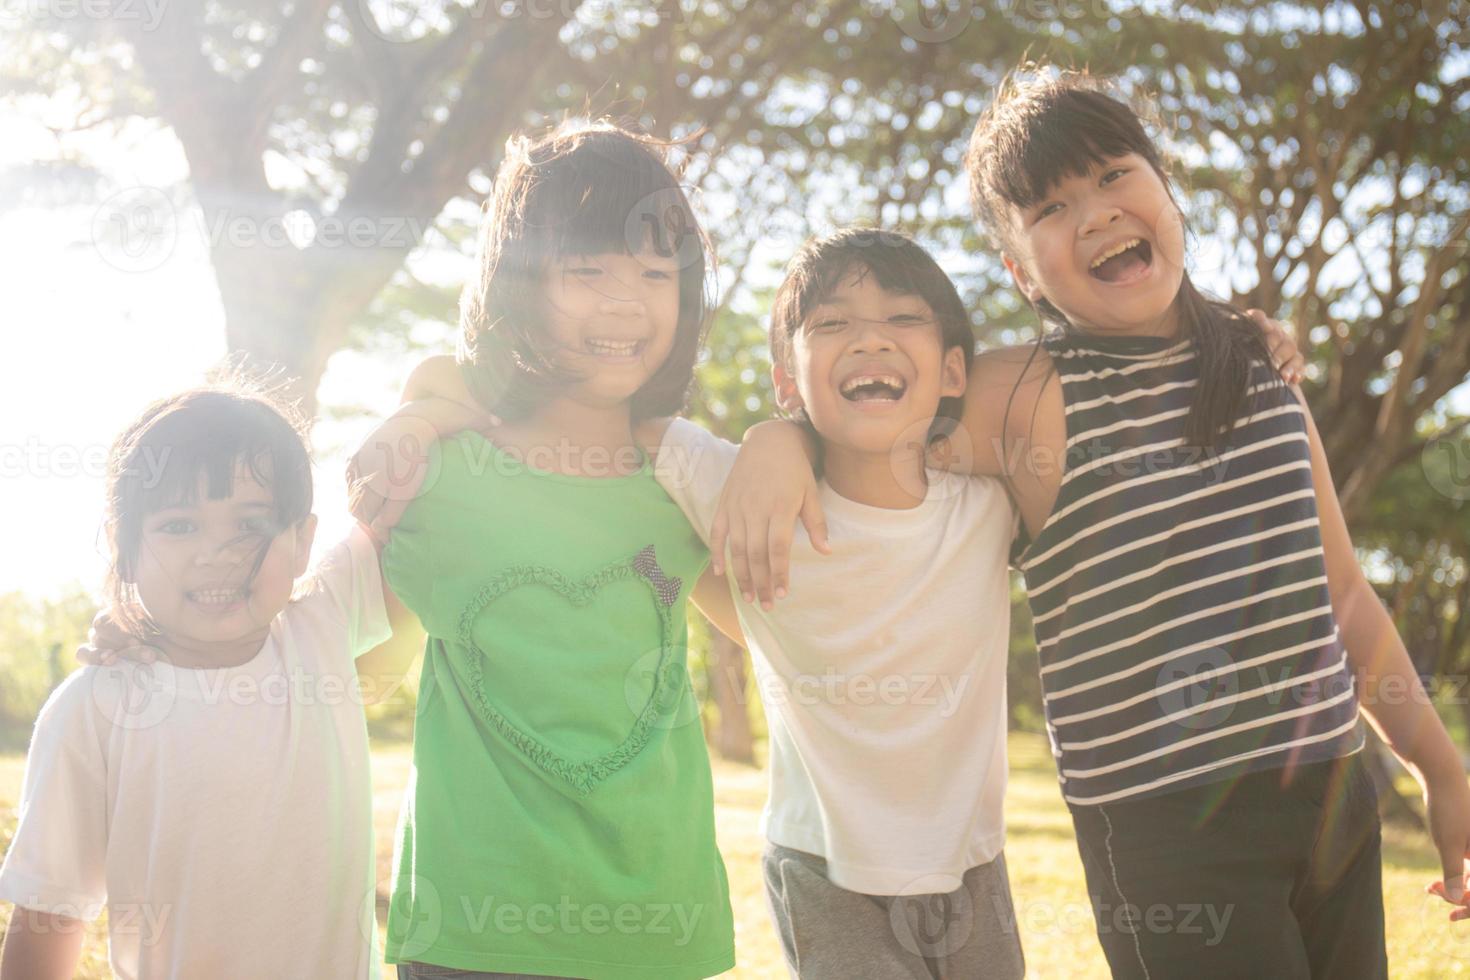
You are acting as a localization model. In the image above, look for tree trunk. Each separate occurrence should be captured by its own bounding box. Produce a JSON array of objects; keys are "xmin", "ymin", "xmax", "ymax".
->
[{"xmin": 705, "ymin": 631, "xmax": 756, "ymax": 765}]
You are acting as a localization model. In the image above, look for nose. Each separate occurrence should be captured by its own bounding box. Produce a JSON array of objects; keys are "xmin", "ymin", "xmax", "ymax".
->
[
  {"xmin": 595, "ymin": 272, "xmax": 645, "ymax": 314},
  {"xmin": 192, "ymin": 531, "xmax": 252, "ymax": 568},
  {"xmin": 1079, "ymin": 202, "xmax": 1123, "ymax": 237},
  {"xmin": 598, "ymin": 293, "xmax": 643, "ymax": 315},
  {"xmin": 847, "ymin": 318, "xmax": 896, "ymax": 354}
]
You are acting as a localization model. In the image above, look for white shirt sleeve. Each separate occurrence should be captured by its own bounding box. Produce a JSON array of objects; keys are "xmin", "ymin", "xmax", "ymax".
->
[
  {"xmin": 0, "ymin": 671, "xmax": 111, "ymax": 920},
  {"xmin": 306, "ymin": 524, "xmax": 393, "ymax": 659},
  {"xmin": 652, "ymin": 418, "xmax": 741, "ymax": 545}
]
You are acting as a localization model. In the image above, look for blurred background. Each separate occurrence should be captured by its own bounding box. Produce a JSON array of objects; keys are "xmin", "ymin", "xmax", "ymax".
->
[{"xmin": 2, "ymin": 0, "xmax": 1469, "ymax": 975}]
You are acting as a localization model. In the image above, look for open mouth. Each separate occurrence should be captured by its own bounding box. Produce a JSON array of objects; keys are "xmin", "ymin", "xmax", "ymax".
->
[
  {"xmin": 187, "ymin": 588, "xmax": 248, "ymax": 608},
  {"xmin": 583, "ymin": 338, "xmax": 645, "ymax": 359},
  {"xmin": 839, "ymin": 374, "xmax": 908, "ymax": 403},
  {"xmin": 1089, "ymin": 238, "xmax": 1153, "ymax": 284}
]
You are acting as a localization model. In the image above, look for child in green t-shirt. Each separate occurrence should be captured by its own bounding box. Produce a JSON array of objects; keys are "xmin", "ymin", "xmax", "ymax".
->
[{"xmin": 349, "ymin": 123, "xmax": 738, "ymax": 979}]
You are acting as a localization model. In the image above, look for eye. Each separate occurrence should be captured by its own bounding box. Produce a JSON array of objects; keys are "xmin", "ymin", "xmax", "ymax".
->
[
  {"xmin": 1101, "ymin": 167, "xmax": 1128, "ymax": 185},
  {"xmin": 888, "ymin": 313, "xmax": 926, "ymax": 325},
  {"xmin": 242, "ymin": 516, "xmax": 274, "ymax": 534},
  {"xmin": 1035, "ymin": 201, "xmax": 1064, "ymax": 221},
  {"xmin": 158, "ymin": 519, "xmax": 195, "ymax": 534},
  {"xmin": 567, "ymin": 265, "xmax": 602, "ymax": 277},
  {"xmin": 642, "ymin": 268, "xmax": 674, "ymax": 281},
  {"xmin": 809, "ymin": 318, "xmax": 845, "ymax": 332}
]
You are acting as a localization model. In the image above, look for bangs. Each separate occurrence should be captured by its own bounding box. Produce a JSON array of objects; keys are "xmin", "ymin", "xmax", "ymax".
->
[
  {"xmin": 779, "ymin": 230, "xmax": 957, "ymax": 332},
  {"xmin": 520, "ymin": 130, "xmax": 697, "ymax": 262},
  {"xmin": 988, "ymin": 87, "xmax": 1158, "ymax": 209},
  {"xmin": 116, "ymin": 391, "xmax": 312, "ymax": 533}
]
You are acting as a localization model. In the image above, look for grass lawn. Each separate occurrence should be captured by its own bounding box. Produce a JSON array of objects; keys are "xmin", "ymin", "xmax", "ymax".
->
[{"xmin": 3, "ymin": 733, "xmax": 1470, "ymax": 977}]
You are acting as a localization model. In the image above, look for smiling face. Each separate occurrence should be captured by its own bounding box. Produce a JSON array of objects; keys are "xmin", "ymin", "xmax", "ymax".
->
[
  {"xmin": 774, "ymin": 265, "xmax": 967, "ymax": 456},
  {"xmin": 541, "ymin": 250, "xmax": 682, "ymax": 409},
  {"xmin": 129, "ymin": 460, "xmax": 315, "ymax": 659},
  {"xmin": 1001, "ymin": 153, "xmax": 1187, "ymax": 337}
]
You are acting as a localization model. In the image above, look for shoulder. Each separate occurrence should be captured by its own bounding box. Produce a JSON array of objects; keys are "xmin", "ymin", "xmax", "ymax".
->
[
  {"xmin": 32, "ymin": 664, "xmax": 142, "ymax": 747},
  {"xmin": 970, "ymin": 343, "xmax": 1057, "ymax": 403},
  {"xmin": 654, "ymin": 417, "xmax": 738, "ymax": 476},
  {"xmin": 934, "ymin": 471, "xmax": 1016, "ymax": 518},
  {"xmin": 402, "ymin": 354, "xmax": 469, "ymax": 402},
  {"xmin": 967, "ymin": 342, "xmax": 1062, "ymax": 440}
]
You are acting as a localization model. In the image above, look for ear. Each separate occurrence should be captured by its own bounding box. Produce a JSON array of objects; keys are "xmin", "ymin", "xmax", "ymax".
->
[
  {"xmin": 292, "ymin": 513, "xmax": 319, "ymax": 579},
  {"xmin": 940, "ymin": 346, "xmax": 967, "ymax": 400},
  {"xmin": 1003, "ymin": 253, "xmax": 1045, "ymax": 305},
  {"xmin": 772, "ymin": 362, "xmax": 806, "ymax": 416}
]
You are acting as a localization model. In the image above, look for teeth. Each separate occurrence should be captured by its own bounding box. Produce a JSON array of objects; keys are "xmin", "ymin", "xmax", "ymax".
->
[
  {"xmin": 840, "ymin": 373, "xmax": 904, "ymax": 395},
  {"xmin": 585, "ymin": 338, "xmax": 640, "ymax": 356},
  {"xmin": 190, "ymin": 590, "xmax": 244, "ymax": 605},
  {"xmin": 1090, "ymin": 238, "xmax": 1143, "ymax": 270}
]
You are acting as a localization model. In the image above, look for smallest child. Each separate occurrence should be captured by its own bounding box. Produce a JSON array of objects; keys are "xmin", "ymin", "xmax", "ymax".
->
[{"xmin": 0, "ymin": 381, "xmax": 410, "ymax": 979}]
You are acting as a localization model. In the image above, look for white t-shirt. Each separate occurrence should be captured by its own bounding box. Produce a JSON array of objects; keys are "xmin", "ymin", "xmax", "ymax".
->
[
  {"xmin": 656, "ymin": 419, "xmax": 1016, "ymax": 895},
  {"xmin": 0, "ymin": 526, "xmax": 392, "ymax": 979}
]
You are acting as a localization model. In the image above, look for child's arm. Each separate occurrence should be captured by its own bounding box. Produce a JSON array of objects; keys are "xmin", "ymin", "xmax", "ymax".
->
[
  {"xmin": 0, "ymin": 909, "xmax": 85, "ymax": 980},
  {"xmin": 350, "ymin": 527, "xmax": 427, "ymax": 704},
  {"xmin": 700, "ymin": 421, "xmax": 829, "ymax": 610},
  {"xmin": 635, "ymin": 416, "xmax": 754, "ymax": 641},
  {"xmin": 1296, "ymin": 386, "xmax": 1470, "ymax": 917},
  {"xmin": 690, "ymin": 566, "xmax": 745, "ymax": 649}
]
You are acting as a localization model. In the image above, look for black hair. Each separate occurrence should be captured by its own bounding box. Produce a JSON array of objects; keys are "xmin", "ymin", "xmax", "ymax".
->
[
  {"xmin": 457, "ymin": 120, "xmax": 712, "ymax": 422},
  {"xmin": 965, "ymin": 67, "xmax": 1281, "ymax": 450},
  {"xmin": 769, "ymin": 228, "xmax": 975, "ymax": 441},
  {"xmin": 104, "ymin": 378, "xmax": 313, "ymax": 636}
]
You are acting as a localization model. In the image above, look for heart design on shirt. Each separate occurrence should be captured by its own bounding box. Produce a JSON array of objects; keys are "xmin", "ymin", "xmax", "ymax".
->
[{"xmin": 455, "ymin": 545, "xmax": 687, "ymax": 796}]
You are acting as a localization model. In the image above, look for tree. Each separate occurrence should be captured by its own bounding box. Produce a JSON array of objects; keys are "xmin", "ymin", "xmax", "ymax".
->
[{"xmin": 11, "ymin": 2, "xmax": 1470, "ymax": 774}]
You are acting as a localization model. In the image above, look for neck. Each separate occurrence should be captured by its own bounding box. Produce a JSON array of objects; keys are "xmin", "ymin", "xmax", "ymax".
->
[
  {"xmin": 1075, "ymin": 298, "xmax": 1183, "ymax": 341},
  {"xmin": 153, "ymin": 628, "xmax": 270, "ymax": 670},
  {"xmin": 493, "ymin": 396, "xmax": 643, "ymax": 477},
  {"xmin": 821, "ymin": 442, "xmax": 929, "ymax": 510}
]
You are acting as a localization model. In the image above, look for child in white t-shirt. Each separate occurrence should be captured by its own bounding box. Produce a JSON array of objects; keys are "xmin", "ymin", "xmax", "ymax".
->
[
  {"xmin": 645, "ymin": 229, "xmax": 1024, "ymax": 979},
  {"xmin": 0, "ymin": 382, "xmax": 416, "ymax": 979}
]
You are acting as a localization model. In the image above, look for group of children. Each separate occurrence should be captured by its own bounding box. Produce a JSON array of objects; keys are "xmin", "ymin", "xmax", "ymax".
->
[{"xmin": 1, "ymin": 66, "xmax": 1467, "ymax": 980}]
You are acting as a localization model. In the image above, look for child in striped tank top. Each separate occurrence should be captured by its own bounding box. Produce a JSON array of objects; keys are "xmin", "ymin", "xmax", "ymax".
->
[
  {"xmin": 717, "ymin": 70, "xmax": 1470, "ymax": 977},
  {"xmin": 958, "ymin": 69, "xmax": 1470, "ymax": 978}
]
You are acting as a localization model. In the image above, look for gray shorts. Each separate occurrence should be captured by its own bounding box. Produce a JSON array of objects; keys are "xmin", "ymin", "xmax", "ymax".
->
[{"xmin": 761, "ymin": 843, "xmax": 1026, "ymax": 979}]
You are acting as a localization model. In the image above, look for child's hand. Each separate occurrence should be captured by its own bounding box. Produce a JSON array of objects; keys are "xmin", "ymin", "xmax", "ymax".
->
[
  {"xmin": 347, "ymin": 412, "xmax": 437, "ymax": 540},
  {"xmin": 1246, "ymin": 308, "xmax": 1306, "ymax": 385},
  {"xmin": 1424, "ymin": 770, "xmax": 1470, "ymax": 920},
  {"xmin": 710, "ymin": 420, "xmax": 830, "ymax": 610},
  {"xmin": 75, "ymin": 609, "xmax": 160, "ymax": 666},
  {"xmin": 347, "ymin": 399, "xmax": 498, "ymax": 541}
]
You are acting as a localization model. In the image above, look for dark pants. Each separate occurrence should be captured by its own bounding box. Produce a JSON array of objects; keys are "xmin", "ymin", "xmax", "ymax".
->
[{"xmin": 1068, "ymin": 751, "xmax": 1386, "ymax": 979}]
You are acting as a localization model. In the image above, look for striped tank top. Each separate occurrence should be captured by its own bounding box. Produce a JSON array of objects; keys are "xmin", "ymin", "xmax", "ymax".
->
[{"xmin": 1014, "ymin": 329, "xmax": 1363, "ymax": 806}]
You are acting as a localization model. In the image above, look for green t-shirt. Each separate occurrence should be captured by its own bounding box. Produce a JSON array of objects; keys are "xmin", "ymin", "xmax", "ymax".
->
[{"xmin": 382, "ymin": 431, "xmax": 734, "ymax": 978}]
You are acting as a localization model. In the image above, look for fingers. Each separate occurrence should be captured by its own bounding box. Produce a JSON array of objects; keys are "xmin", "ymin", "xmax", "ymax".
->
[
  {"xmin": 766, "ymin": 519, "xmax": 790, "ymax": 604},
  {"xmin": 1283, "ymin": 353, "xmax": 1305, "ymax": 385},
  {"xmin": 90, "ymin": 610, "xmax": 131, "ymax": 648},
  {"xmin": 1247, "ymin": 308, "xmax": 1306, "ymax": 385},
  {"xmin": 1428, "ymin": 878, "xmax": 1470, "ymax": 921},
  {"xmin": 746, "ymin": 514, "xmax": 775, "ymax": 609},
  {"xmin": 798, "ymin": 492, "xmax": 831, "ymax": 557},
  {"xmin": 709, "ymin": 510, "xmax": 729, "ymax": 578},
  {"xmin": 76, "ymin": 643, "xmax": 159, "ymax": 667},
  {"xmin": 727, "ymin": 518, "xmax": 755, "ymax": 604}
]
